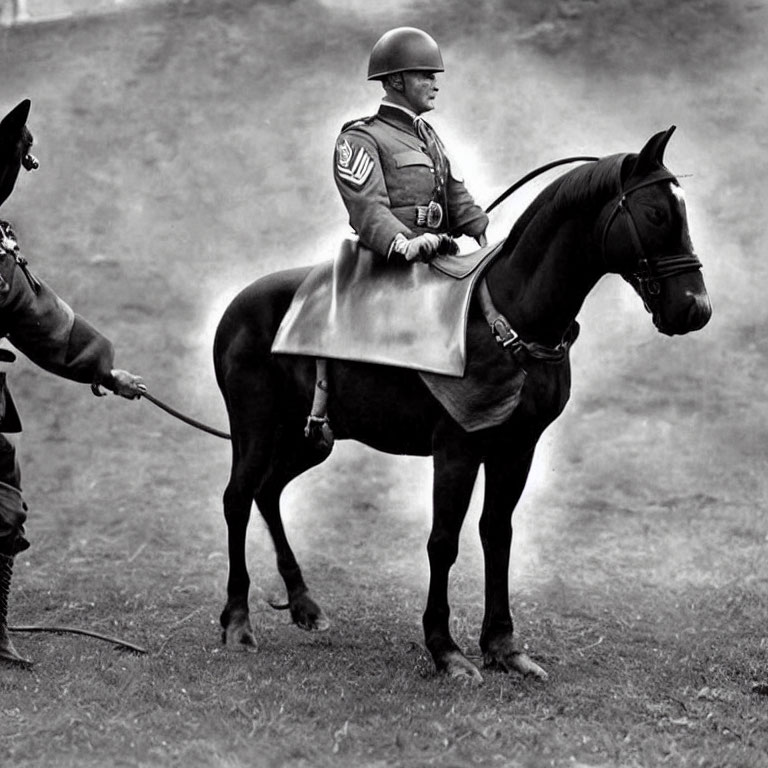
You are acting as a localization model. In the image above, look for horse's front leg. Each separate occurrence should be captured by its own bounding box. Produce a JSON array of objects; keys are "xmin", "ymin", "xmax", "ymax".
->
[
  {"xmin": 479, "ymin": 449, "xmax": 547, "ymax": 680},
  {"xmin": 424, "ymin": 422, "xmax": 482, "ymax": 682}
]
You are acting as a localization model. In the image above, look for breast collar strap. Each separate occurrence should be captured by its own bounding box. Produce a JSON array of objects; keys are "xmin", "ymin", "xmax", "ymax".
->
[{"xmin": 476, "ymin": 278, "xmax": 576, "ymax": 363}]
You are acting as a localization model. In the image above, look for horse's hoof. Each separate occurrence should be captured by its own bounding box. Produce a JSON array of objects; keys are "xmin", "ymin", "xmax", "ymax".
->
[
  {"xmin": 222, "ymin": 626, "xmax": 258, "ymax": 651},
  {"xmin": 443, "ymin": 651, "xmax": 483, "ymax": 684},
  {"xmin": 510, "ymin": 652, "xmax": 548, "ymax": 680},
  {"xmin": 311, "ymin": 611, "xmax": 330, "ymax": 632},
  {"xmin": 484, "ymin": 650, "xmax": 548, "ymax": 680},
  {"xmin": 295, "ymin": 608, "xmax": 330, "ymax": 632},
  {"xmin": 291, "ymin": 594, "xmax": 330, "ymax": 632}
]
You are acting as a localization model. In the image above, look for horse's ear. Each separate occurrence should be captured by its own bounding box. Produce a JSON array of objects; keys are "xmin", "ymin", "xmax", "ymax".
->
[
  {"xmin": 628, "ymin": 126, "xmax": 677, "ymax": 178},
  {"xmin": 0, "ymin": 99, "xmax": 31, "ymax": 139}
]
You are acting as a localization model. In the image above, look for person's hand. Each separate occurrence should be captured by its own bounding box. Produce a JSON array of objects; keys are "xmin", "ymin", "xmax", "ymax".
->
[
  {"xmin": 475, "ymin": 231, "xmax": 488, "ymax": 248},
  {"xmin": 91, "ymin": 370, "xmax": 145, "ymax": 399},
  {"xmin": 392, "ymin": 233, "xmax": 442, "ymax": 262},
  {"xmin": 112, "ymin": 369, "xmax": 145, "ymax": 399},
  {"xmin": 436, "ymin": 234, "xmax": 460, "ymax": 255}
]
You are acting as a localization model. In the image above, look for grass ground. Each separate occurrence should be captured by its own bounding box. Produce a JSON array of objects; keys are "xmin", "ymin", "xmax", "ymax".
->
[{"xmin": 1, "ymin": 1, "xmax": 767, "ymax": 766}]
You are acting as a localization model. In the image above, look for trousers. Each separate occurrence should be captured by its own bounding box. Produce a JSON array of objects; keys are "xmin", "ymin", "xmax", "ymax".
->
[{"xmin": 0, "ymin": 434, "xmax": 27, "ymax": 556}]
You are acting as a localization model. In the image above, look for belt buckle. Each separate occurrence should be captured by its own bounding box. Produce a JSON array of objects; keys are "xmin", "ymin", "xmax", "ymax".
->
[{"xmin": 416, "ymin": 201, "xmax": 443, "ymax": 229}]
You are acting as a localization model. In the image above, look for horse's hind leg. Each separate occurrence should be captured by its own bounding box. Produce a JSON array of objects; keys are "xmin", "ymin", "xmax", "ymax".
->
[
  {"xmin": 220, "ymin": 438, "xmax": 262, "ymax": 649},
  {"xmin": 256, "ymin": 428, "xmax": 330, "ymax": 632},
  {"xmin": 220, "ymin": 417, "xmax": 330, "ymax": 647}
]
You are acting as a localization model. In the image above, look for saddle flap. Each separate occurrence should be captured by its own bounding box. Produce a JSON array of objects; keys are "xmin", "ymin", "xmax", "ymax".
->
[{"xmin": 272, "ymin": 240, "xmax": 502, "ymax": 376}]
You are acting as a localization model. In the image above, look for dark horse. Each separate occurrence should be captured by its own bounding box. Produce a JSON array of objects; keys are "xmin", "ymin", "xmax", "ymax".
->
[{"xmin": 214, "ymin": 128, "xmax": 711, "ymax": 682}]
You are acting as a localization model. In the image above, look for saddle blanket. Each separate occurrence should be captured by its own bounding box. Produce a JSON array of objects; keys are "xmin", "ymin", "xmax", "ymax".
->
[{"xmin": 271, "ymin": 239, "xmax": 501, "ymax": 377}]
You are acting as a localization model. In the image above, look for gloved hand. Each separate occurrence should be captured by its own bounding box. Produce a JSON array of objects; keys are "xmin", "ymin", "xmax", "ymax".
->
[
  {"xmin": 436, "ymin": 234, "xmax": 460, "ymax": 255},
  {"xmin": 391, "ymin": 232, "xmax": 442, "ymax": 263},
  {"xmin": 91, "ymin": 369, "xmax": 146, "ymax": 399}
]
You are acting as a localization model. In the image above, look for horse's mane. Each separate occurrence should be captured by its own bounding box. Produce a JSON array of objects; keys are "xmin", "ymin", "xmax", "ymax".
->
[{"xmin": 500, "ymin": 153, "xmax": 629, "ymax": 256}]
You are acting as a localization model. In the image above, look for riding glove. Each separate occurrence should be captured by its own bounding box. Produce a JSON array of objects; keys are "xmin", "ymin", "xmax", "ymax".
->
[{"xmin": 390, "ymin": 232, "xmax": 458, "ymax": 263}]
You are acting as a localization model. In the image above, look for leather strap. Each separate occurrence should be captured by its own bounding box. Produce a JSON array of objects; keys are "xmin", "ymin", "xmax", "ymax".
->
[{"xmin": 476, "ymin": 278, "xmax": 576, "ymax": 363}]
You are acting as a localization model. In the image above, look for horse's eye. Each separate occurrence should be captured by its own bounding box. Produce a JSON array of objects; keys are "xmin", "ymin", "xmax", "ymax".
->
[{"xmin": 646, "ymin": 207, "xmax": 667, "ymax": 226}]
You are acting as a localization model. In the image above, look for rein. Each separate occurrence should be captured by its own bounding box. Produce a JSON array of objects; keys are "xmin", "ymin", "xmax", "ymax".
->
[
  {"xmin": 477, "ymin": 155, "xmax": 600, "ymax": 362},
  {"xmin": 485, "ymin": 156, "xmax": 598, "ymax": 214}
]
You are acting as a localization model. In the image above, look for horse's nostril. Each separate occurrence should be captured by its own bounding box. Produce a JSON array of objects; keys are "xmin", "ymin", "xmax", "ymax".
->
[
  {"xmin": 22, "ymin": 153, "xmax": 39, "ymax": 171},
  {"xmin": 690, "ymin": 295, "xmax": 712, "ymax": 329}
]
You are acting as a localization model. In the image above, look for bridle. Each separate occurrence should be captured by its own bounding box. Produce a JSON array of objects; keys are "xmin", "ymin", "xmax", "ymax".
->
[
  {"xmin": 479, "ymin": 168, "xmax": 704, "ymax": 362},
  {"xmin": 600, "ymin": 172, "xmax": 702, "ymax": 309}
]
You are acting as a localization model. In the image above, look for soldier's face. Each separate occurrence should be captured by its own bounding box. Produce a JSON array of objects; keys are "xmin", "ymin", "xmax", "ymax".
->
[{"xmin": 402, "ymin": 71, "xmax": 439, "ymax": 115}]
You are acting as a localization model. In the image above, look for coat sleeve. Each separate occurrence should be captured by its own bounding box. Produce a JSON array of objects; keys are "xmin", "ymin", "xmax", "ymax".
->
[
  {"xmin": 3, "ymin": 276, "xmax": 115, "ymax": 386},
  {"xmin": 333, "ymin": 130, "xmax": 412, "ymax": 256},
  {"xmin": 434, "ymin": 136, "xmax": 488, "ymax": 239},
  {"xmin": 446, "ymin": 174, "xmax": 489, "ymax": 239}
]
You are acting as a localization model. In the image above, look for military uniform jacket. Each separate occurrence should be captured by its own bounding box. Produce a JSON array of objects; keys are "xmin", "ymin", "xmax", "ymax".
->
[
  {"xmin": 333, "ymin": 103, "xmax": 489, "ymax": 256},
  {"xmin": 0, "ymin": 221, "xmax": 116, "ymax": 432}
]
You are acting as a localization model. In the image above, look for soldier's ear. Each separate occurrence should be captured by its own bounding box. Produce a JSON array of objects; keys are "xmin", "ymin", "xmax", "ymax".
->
[
  {"xmin": 385, "ymin": 73, "xmax": 404, "ymax": 92},
  {"xmin": 0, "ymin": 100, "xmax": 31, "ymax": 141}
]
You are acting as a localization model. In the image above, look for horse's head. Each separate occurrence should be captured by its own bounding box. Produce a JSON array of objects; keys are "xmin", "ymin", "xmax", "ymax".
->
[
  {"xmin": 599, "ymin": 127, "xmax": 711, "ymax": 336},
  {"xmin": 0, "ymin": 99, "xmax": 38, "ymax": 209}
]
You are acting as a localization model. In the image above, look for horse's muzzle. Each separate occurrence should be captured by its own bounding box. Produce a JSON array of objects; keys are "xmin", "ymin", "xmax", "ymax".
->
[{"xmin": 655, "ymin": 286, "xmax": 712, "ymax": 336}]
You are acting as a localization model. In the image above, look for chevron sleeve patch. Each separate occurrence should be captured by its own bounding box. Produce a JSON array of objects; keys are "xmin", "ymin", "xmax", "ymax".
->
[{"xmin": 335, "ymin": 138, "xmax": 374, "ymax": 188}]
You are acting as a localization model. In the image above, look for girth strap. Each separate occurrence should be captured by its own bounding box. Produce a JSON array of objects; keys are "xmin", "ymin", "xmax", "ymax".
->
[{"xmin": 476, "ymin": 278, "xmax": 576, "ymax": 362}]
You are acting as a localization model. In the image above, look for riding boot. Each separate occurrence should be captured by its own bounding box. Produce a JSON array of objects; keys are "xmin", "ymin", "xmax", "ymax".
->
[
  {"xmin": 305, "ymin": 359, "xmax": 334, "ymax": 451},
  {"xmin": 0, "ymin": 552, "xmax": 30, "ymax": 665}
]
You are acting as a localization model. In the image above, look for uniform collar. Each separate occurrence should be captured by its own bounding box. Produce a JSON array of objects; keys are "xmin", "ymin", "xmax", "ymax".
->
[{"xmin": 378, "ymin": 101, "xmax": 420, "ymax": 134}]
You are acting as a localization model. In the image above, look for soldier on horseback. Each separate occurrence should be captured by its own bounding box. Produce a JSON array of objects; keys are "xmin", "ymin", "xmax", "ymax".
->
[
  {"xmin": 0, "ymin": 99, "xmax": 144, "ymax": 666},
  {"xmin": 306, "ymin": 27, "xmax": 489, "ymax": 444}
]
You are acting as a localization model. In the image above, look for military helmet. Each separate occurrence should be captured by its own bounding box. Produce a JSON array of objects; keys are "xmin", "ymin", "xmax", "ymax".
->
[{"xmin": 367, "ymin": 27, "xmax": 444, "ymax": 81}]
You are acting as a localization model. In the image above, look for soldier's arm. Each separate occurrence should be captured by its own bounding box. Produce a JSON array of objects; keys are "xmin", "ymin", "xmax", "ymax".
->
[
  {"xmin": 434, "ymin": 137, "xmax": 488, "ymax": 242},
  {"xmin": 333, "ymin": 131, "xmax": 411, "ymax": 257},
  {"xmin": 446, "ymin": 171, "xmax": 489, "ymax": 241},
  {"xmin": 4, "ymin": 279, "xmax": 141, "ymax": 397}
]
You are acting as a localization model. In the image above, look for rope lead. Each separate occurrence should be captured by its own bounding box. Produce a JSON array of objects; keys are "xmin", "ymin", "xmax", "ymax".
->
[{"xmin": 140, "ymin": 389, "xmax": 231, "ymax": 440}]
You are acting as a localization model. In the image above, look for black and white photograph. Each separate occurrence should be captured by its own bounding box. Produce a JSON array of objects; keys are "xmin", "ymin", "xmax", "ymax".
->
[{"xmin": 0, "ymin": 0, "xmax": 764, "ymax": 765}]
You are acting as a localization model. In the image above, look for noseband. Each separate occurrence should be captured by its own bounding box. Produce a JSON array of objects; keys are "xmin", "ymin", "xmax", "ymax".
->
[{"xmin": 600, "ymin": 174, "xmax": 702, "ymax": 307}]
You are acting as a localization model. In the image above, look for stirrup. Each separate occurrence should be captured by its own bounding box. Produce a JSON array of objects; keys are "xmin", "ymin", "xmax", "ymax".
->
[{"xmin": 304, "ymin": 415, "xmax": 334, "ymax": 451}]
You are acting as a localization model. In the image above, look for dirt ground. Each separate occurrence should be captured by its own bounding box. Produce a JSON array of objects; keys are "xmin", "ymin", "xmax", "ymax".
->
[{"xmin": 0, "ymin": 0, "xmax": 767, "ymax": 766}]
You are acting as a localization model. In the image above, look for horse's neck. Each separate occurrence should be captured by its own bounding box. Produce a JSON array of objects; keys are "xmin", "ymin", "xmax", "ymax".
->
[{"xmin": 486, "ymin": 217, "xmax": 603, "ymax": 345}]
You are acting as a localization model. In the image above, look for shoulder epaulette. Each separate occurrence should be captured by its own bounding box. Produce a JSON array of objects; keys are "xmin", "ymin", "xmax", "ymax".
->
[{"xmin": 340, "ymin": 115, "xmax": 376, "ymax": 132}]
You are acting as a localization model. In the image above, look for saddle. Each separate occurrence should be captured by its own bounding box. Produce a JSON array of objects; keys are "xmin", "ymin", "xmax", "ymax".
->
[
  {"xmin": 272, "ymin": 238, "xmax": 499, "ymax": 376},
  {"xmin": 272, "ymin": 239, "xmax": 534, "ymax": 432}
]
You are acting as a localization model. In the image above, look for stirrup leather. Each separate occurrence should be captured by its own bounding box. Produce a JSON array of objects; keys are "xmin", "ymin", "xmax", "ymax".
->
[{"xmin": 304, "ymin": 365, "xmax": 334, "ymax": 450}]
